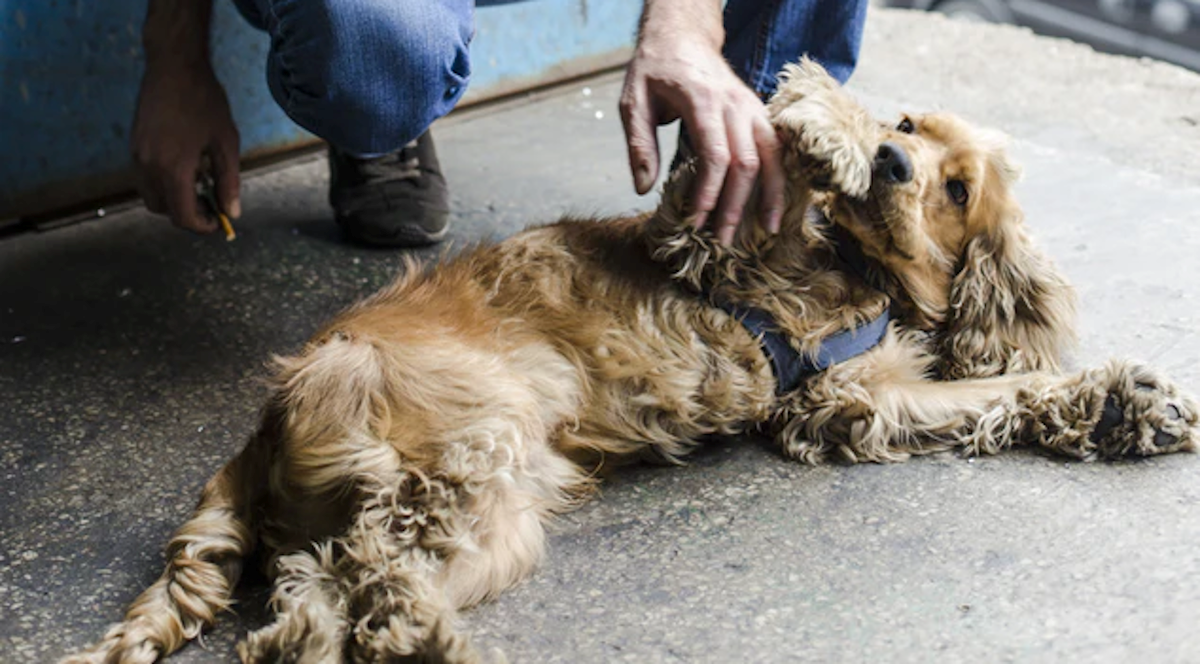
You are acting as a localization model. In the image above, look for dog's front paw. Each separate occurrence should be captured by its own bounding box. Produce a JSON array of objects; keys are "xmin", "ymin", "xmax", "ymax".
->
[
  {"xmin": 800, "ymin": 130, "xmax": 873, "ymax": 200},
  {"xmin": 768, "ymin": 59, "xmax": 878, "ymax": 198},
  {"xmin": 1087, "ymin": 361, "xmax": 1198, "ymax": 459}
]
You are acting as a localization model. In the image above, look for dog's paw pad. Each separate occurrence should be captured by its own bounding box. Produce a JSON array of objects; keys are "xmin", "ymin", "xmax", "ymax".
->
[
  {"xmin": 1089, "ymin": 368, "xmax": 1198, "ymax": 458},
  {"xmin": 1153, "ymin": 404, "xmax": 1185, "ymax": 448},
  {"xmin": 1092, "ymin": 395, "xmax": 1124, "ymax": 444}
]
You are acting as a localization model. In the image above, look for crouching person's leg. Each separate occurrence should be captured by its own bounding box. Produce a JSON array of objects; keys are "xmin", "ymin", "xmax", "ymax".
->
[{"xmin": 245, "ymin": 0, "xmax": 473, "ymax": 245}]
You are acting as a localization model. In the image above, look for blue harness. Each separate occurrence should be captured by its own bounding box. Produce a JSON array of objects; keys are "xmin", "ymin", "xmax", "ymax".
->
[
  {"xmin": 714, "ymin": 224, "xmax": 891, "ymax": 395},
  {"xmin": 717, "ymin": 301, "xmax": 890, "ymax": 395}
]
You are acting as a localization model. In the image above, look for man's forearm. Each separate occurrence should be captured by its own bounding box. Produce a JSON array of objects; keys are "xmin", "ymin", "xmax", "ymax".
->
[
  {"xmin": 638, "ymin": 0, "xmax": 724, "ymax": 53},
  {"xmin": 142, "ymin": 0, "xmax": 214, "ymax": 67}
]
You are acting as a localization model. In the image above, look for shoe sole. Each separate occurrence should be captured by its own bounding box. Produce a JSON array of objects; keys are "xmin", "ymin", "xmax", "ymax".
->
[{"xmin": 338, "ymin": 218, "xmax": 450, "ymax": 248}]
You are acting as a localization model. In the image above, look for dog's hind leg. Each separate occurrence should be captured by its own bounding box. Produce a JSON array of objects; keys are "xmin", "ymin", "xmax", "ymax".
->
[
  {"xmin": 244, "ymin": 472, "xmax": 484, "ymax": 663},
  {"xmin": 437, "ymin": 435, "xmax": 589, "ymax": 611},
  {"xmin": 339, "ymin": 475, "xmax": 481, "ymax": 664},
  {"xmin": 251, "ymin": 323, "xmax": 584, "ymax": 661},
  {"xmin": 238, "ymin": 543, "xmax": 350, "ymax": 664},
  {"xmin": 339, "ymin": 437, "xmax": 583, "ymax": 662},
  {"xmin": 62, "ymin": 445, "xmax": 262, "ymax": 664}
]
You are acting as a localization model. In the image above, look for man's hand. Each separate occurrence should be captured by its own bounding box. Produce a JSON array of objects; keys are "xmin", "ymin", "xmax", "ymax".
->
[
  {"xmin": 619, "ymin": 1, "xmax": 784, "ymax": 245},
  {"xmin": 132, "ymin": 0, "xmax": 239, "ymax": 233},
  {"xmin": 132, "ymin": 64, "xmax": 240, "ymax": 233}
]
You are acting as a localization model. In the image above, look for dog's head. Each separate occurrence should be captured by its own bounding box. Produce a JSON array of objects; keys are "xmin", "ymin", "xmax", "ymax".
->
[{"xmin": 769, "ymin": 62, "xmax": 1076, "ymax": 379}]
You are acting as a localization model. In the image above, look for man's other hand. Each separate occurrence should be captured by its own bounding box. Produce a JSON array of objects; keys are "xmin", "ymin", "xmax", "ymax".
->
[{"xmin": 131, "ymin": 61, "xmax": 240, "ymax": 233}]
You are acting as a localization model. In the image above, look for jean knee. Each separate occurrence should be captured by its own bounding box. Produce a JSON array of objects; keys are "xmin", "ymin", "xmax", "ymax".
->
[{"xmin": 265, "ymin": 0, "xmax": 473, "ymax": 155}]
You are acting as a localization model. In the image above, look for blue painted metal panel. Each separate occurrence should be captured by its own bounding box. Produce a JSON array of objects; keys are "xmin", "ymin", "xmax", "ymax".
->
[
  {"xmin": 0, "ymin": 0, "xmax": 639, "ymax": 219},
  {"xmin": 472, "ymin": 0, "xmax": 639, "ymax": 91}
]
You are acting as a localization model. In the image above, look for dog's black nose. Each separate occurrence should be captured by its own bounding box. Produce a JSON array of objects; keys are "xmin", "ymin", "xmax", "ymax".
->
[{"xmin": 874, "ymin": 142, "xmax": 913, "ymax": 185}]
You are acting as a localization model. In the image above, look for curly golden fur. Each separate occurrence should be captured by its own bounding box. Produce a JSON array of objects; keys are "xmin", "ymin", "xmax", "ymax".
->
[{"xmin": 65, "ymin": 60, "xmax": 1198, "ymax": 663}]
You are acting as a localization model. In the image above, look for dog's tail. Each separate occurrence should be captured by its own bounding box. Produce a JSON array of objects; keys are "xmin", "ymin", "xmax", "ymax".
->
[{"xmin": 62, "ymin": 441, "xmax": 262, "ymax": 664}]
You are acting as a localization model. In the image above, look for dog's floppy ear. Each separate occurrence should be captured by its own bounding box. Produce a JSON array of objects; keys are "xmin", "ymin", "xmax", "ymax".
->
[{"xmin": 936, "ymin": 215, "xmax": 1077, "ymax": 380}]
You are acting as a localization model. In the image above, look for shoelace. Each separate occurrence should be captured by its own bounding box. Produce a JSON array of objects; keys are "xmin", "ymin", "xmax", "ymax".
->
[{"xmin": 356, "ymin": 140, "xmax": 422, "ymax": 184}]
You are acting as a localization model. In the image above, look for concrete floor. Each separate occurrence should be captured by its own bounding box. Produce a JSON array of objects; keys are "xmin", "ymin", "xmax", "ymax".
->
[{"xmin": 4, "ymin": 9, "xmax": 1200, "ymax": 663}]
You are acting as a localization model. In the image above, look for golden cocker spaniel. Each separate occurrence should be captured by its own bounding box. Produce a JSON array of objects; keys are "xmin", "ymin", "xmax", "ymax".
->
[{"xmin": 67, "ymin": 60, "xmax": 1197, "ymax": 664}]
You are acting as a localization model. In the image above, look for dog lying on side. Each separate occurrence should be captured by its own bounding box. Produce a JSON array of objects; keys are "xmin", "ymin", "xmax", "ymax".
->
[{"xmin": 67, "ymin": 60, "xmax": 1197, "ymax": 664}]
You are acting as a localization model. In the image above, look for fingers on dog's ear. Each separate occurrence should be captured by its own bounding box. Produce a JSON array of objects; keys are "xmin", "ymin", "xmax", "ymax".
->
[
  {"xmin": 711, "ymin": 106, "xmax": 760, "ymax": 245},
  {"xmin": 755, "ymin": 118, "xmax": 784, "ymax": 234},
  {"xmin": 619, "ymin": 89, "xmax": 661, "ymax": 196},
  {"xmin": 685, "ymin": 110, "xmax": 730, "ymax": 232}
]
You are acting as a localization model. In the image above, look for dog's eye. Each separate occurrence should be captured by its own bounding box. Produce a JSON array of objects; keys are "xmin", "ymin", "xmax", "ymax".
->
[
  {"xmin": 946, "ymin": 180, "xmax": 969, "ymax": 206},
  {"xmin": 897, "ymin": 117, "xmax": 915, "ymax": 134}
]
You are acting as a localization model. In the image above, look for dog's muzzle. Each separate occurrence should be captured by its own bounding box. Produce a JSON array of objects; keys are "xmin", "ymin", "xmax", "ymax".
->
[{"xmin": 873, "ymin": 142, "xmax": 913, "ymax": 185}]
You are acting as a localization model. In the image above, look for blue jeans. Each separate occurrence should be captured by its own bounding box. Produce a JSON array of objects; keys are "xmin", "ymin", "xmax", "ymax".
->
[
  {"xmin": 724, "ymin": 0, "xmax": 869, "ymax": 95},
  {"xmin": 231, "ymin": 0, "xmax": 867, "ymax": 155},
  {"xmin": 233, "ymin": 0, "xmax": 473, "ymax": 156}
]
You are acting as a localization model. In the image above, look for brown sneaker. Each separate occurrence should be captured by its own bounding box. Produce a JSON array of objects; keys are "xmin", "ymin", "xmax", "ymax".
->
[{"xmin": 328, "ymin": 131, "xmax": 450, "ymax": 247}]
